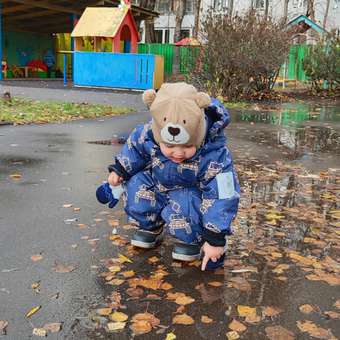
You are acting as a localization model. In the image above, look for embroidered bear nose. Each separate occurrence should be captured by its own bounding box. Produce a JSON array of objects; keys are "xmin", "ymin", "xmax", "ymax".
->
[{"xmin": 168, "ymin": 127, "xmax": 180, "ymax": 136}]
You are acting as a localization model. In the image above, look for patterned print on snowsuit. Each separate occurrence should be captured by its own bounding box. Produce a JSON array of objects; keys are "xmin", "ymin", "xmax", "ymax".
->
[{"xmin": 114, "ymin": 99, "xmax": 240, "ymax": 246}]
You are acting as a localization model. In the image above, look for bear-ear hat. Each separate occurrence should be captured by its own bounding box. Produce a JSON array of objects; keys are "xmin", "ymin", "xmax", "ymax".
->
[{"xmin": 143, "ymin": 82, "xmax": 211, "ymax": 148}]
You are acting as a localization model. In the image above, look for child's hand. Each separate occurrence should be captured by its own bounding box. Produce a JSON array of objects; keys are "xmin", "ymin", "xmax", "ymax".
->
[
  {"xmin": 108, "ymin": 171, "xmax": 123, "ymax": 186},
  {"xmin": 201, "ymin": 242, "xmax": 224, "ymax": 271}
]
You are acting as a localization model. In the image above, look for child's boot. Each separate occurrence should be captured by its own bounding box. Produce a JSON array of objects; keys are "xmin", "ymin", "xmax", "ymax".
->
[
  {"xmin": 131, "ymin": 227, "xmax": 163, "ymax": 249},
  {"xmin": 96, "ymin": 183, "xmax": 123, "ymax": 208},
  {"xmin": 172, "ymin": 243, "xmax": 201, "ymax": 262}
]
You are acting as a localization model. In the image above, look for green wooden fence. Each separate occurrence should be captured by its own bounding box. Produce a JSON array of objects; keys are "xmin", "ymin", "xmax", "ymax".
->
[{"xmin": 139, "ymin": 43, "xmax": 311, "ymax": 82}]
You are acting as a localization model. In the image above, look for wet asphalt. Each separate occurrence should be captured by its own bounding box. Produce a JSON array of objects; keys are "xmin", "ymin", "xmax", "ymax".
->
[{"xmin": 0, "ymin": 83, "xmax": 339, "ymax": 339}]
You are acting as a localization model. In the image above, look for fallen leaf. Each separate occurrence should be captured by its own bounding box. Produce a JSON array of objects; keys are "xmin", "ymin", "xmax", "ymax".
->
[
  {"xmin": 297, "ymin": 320, "xmax": 334, "ymax": 339},
  {"xmin": 265, "ymin": 325, "xmax": 295, "ymax": 340},
  {"xmin": 108, "ymin": 265, "xmax": 121, "ymax": 273},
  {"xmin": 131, "ymin": 313, "xmax": 160, "ymax": 328},
  {"xmin": 107, "ymin": 322, "xmax": 126, "ymax": 331},
  {"xmin": 272, "ymin": 264, "xmax": 290, "ymax": 274},
  {"xmin": 111, "ymin": 311, "xmax": 128, "ymax": 322},
  {"xmin": 53, "ymin": 263, "xmax": 76, "ymax": 273},
  {"xmin": 129, "ymin": 277, "xmax": 163, "ymax": 290},
  {"xmin": 62, "ymin": 204, "xmax": 73, "ymax": 208},
  {"xmin": 226, "ymin": 330, "xmax": 240, "ymax": 339},
  {"xmin": 333, "ymin": 300, "xmax": 340, "ymax": 309},
  {"xmin": 126, "ymin": 287, "xmax": 143, "ymax": 298},
  {"xmin": 10, "ymin": 173, "xmax": 22, "ymax": 180},
  {"xmin": 26, "ymin": 305, "xmax": 41, "ymax": 318},
  {"xmin": 43, "ymin": 322, "xmax": 62, "ymax": 333},
  {"xmin": 148, "ymin": 256, "xmax": 160, "ymax": 264},
  {"xmin": 31, "ymin": 254, "xmax": 43, "ymax": 262},
  {"xmin": 165, "ymin": 332, "xmax": 176, "ymax": 340},
  {"xmin": 108, "ymin": 219, "xmax": 119, "ymax": 227},
  {"xmin": 161, "ymin": 282, "xmax": 173, "ymax": 290},
  {"xmin": 262, "ymin": 306, "xmax": 282, "ymax": 317},
  {"xmin": 245, "ymin": 314, "xmax": 261, "ymax": 323},
  {"xmin": 201, "ymin": 315, "xmax": 213, "ymax": 323},
  {"xmin": 324, "ymin": 311, "xmax": 340, "ymax": 319},
  {"xmin": 175, "ymin": 306, "xmax": 185, "ymax": 314},
  {"xmin": 130, "ymin": 320, "xmax": 152, "ymax": 335},
  {"xmin": 73, "ymin": 207, "xmax": 81, "ymax": 212},
  {"xmin": 118, "ymin": 253, "xmax": 133, "ymax": 263},
  {"xmin": 208, "ymin": 281, "xmax": 223, "ymax": 287},
  {"xmin": 229, "ymin": 277, "xmax": 251, "ymax": 292},
  {"xmin": 0, "ymin": 320, "xmax": 8, "ymax": 335},
  {"xmin": 237, "ymin": 305, "xmax": 256, "ymax": 318},
  {"xmin": 229, "ymin": 319, "xmax": 246, "ymax": 332},
  {"xmin": 172, "ymin": 313, "xmax": 194, "ymax": 325},
  {"xmin": 96, "ymin": 308, "xmax": 112, "ymax": 316},
  {"xmin": 108, "ymin": 278, "xmax": 125, "ymax": 286},
  {"xmin": 122, "ymin": 270, "xmax": 135, "ymax": 278},
  {"xmin": 299, "ymin": 304, "xmax": 315, "ymax": 314},
  {"xmin": 174, "ymin": 295, "xmax": 195, "ymax": 306},
  {"xmin": 31, "ymin": 281, "xmax": 40, "ymax": 292},
  {"xmin": 32, "ymin": 328, "xmax": 47, "ymax": 337},
  {"xmin": 94, "ymin": 218, "xmax": 103, "ymax": 222}
]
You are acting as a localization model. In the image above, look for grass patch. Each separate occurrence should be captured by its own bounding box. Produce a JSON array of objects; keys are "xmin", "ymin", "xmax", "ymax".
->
[{"xmin": 0, "ymin": 97, "xmax": 132, "ymax": 125}]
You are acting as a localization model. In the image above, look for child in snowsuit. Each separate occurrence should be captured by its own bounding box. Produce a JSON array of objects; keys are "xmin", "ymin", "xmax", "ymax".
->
[{"xmin": 96, "ymin": 83, "xmax": 240, "ymax": 270}]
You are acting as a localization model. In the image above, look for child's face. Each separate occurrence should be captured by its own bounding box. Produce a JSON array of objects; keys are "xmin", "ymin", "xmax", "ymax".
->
[{"xmin": 160, "ymin": 143, "xmax": 197, "ymax": 163}]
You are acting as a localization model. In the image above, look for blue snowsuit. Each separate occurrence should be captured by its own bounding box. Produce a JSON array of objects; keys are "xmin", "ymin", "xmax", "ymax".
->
[{"xmin": 109, "ymin": 99, "xmax": 240, "ymax": 247}]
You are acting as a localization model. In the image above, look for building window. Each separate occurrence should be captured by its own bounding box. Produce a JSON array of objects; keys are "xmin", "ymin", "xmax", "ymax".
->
[
  {"xmin": 156, "ymin": 0, "xmax": 170, "ymax": 13},
  {"xmin": 155, "ymin": 30, "xmax": 163, "ymax": 43},
  {"xmin": 254, "ymin": 0, "xmax": 265, "ymax": 9},
  {"xmin": 164, "ymin": 29, "xmax": 170, "ymax": 43},
  {"xmin": 180, "ymin": 29, "xmax": 190, "ymax": 40},
  {"xmin": 185, "ymin": 0, "xmax": 195, "ymax": 14},
  {"xmin": 213, "ymin": 0, "xmax": 228, "ymax": 11}
]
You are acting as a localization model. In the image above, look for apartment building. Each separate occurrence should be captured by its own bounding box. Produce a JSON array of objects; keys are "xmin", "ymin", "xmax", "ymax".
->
[{"xmin": 137, "ymin": 0, "xmax": 340, "ymax": 43}]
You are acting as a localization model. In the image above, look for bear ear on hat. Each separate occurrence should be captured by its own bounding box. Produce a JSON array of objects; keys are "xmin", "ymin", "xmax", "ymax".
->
[
  {"xmin": 142, "ymin": 89, "xmax": 156, "ymax": 107},
  {"xmin": 195, "ymin": 92, "xmax": 211, "ymax": 108}
]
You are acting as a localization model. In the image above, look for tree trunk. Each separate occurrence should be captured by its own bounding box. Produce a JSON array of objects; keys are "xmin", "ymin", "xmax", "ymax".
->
[
  {"xmin": 264, "ymin": 0, "xmax": 269, "ymax": 19},
  {"xmin": 306, "ymin": 0, "xmax": 315, "ymax": 21},
  {"xmin": 283, "ymin": 0, "xmax": 289, "ymax": 23},
  {"xmin": 193, "ymin": 0, "xmax": 202, "ymax": 39},
  {"xmin": 323, "ymin": 0, "xmax": 330, "ymax": 29},
  {"xmin": 138, "ymin": 0, "xmax": 156, "ymax": 43},
  {"xmin": 173, "ymin": 0, "xmax": 186, "ymax": 43},
  {"xmin": 229, "ymin": 0, "xmax": 234, "ymax": 17}
]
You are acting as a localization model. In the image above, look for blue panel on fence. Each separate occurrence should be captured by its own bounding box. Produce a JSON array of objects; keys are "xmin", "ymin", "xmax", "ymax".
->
[{"xmin": 74, "ymin": 52, "xmax": 155, "ymax": 90}]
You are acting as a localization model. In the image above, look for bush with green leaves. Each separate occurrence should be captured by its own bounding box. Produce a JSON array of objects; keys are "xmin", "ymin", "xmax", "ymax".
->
[
  {"xmin": 188, "ymin": 10, "xmax": 291, "ymax": 101},
  {"xmin": 303, "ymin": 30, "xmax": 340, "ymax": 94}
]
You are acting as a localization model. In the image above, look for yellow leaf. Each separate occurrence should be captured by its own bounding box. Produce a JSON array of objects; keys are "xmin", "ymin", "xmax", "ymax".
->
[
  {"xmin": 130, "ymin": 320, "xmax": 152, "ymax": 335},
  {"xmin": 32, "ymin": 328, "xmax": 47, "ymax": 337},
  {"xmin": 201, "ymin": 315, "xmax": 213, "ymax": 323},
  {"xmin": 25, "ymin": 306, "xmax": 41, "ymax": 318},
  {"xmin": 148, "ymin": 256, "xmax": 159, "ymax": 264},
  {"xmin": 229, "ymin": 319, "xmax": 246, "ymax": 332},
  {"xmin": 262, "ymin": 306, "xmax": 282, "ymax": 317},
  {"xmin": 296, "ymin": 320, "xmax": 335, "ymax": 339},
  {"xmin": 107, "ymin": 322, "xmax": 126, "ymax": 331},
  {"xmin": 165, "ymin": 332, "xmax": 177, "ymax": 340},
  {"xmin": 118, "ymin": 253, "xmax": 133, "ymax": 263},
  {"xmin": 108, "ymin": 265, "xmax": 121, "ymax": 273},
  {"xmin": 237, "ymin": 305, "xmax": 256, "ymax": 318},
  {"xmin": 10, "ymin": 173, "xmax": 22, "ymax": 180},
  {"xmin": 173, "ymin": 313, "xmax": 194, "ymax": 325},
  {"xmin": 161, "ymin": 282, "xmax": 173, "ymax": 290},
  {"xmin": 108, "ymin": 278, "xmax": 125, "ymax": 286},
  {"xmin": 131, "ymin": 313, "xmax": 160, "ymax": 327},
  {"xmin": 111, "ymin": 312, "xmax": 128, "ymax": 322},
  {"xmin": 226, "ymin": 330, "xmax": 240, "ymax": 339}
]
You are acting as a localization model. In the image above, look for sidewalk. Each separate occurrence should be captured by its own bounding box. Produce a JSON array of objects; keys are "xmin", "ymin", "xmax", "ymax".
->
[{"xmin": 0, "ymin": 80, "xmax": 146, "ymax": 111}]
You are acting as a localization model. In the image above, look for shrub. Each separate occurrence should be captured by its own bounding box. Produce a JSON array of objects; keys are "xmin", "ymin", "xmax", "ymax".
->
[{"xmin": 188, "ymin": 10, "xmax": 291, "ymax": 101}]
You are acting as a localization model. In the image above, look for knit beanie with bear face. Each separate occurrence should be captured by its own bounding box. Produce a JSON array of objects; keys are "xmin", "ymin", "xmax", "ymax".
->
[{"xmin": 142, "ymin": 82, "xmax": 211, "ymax": 148}]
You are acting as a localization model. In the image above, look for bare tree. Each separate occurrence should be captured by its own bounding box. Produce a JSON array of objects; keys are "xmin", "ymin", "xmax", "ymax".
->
[
  {"xmin": 138, "ymin": 0, "xmax": 157, "ymax": 43},
  {"xmin": 283, "ymin": 0, "xmax": 289, "ymax": 23},
  {"xmin": 264, "ymin": 0, "xmax": 269, "ymax": 19},
  {"xmin": 323, "ymin": 0, "xmax": 330, "ymax": 29},
  {"xmin": 193, "ymin": 0, "xmax": 202, "ymax": 38},
  {"xmin": 306, "ymin": 0, "xmax": 315, "ymax": 20},
  {"xmin": 173, "ymin": 0, "xmax": 187, "ymax": 42}
]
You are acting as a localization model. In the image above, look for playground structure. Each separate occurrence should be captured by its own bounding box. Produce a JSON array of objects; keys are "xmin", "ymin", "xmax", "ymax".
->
[{"xmin": 71, "ymin": 2, "xmax": 164, "ymax": 90}]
